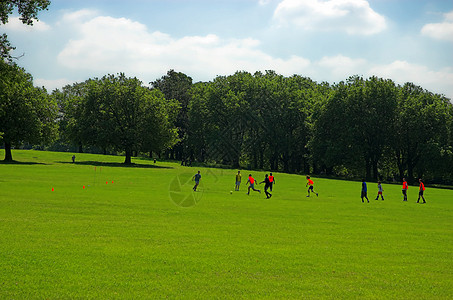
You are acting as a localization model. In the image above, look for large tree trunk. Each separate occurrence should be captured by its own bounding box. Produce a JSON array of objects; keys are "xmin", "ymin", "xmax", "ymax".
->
[
  {"xmin": 124, "ymin": 150, "xmax": 132, "ymax": 164},
  {"xmin": 303, "ymin": 157, "xmax": 310, "ymax": 174},
  {"xmin": 407, "ymin": 162, "xmax": 415, "ymax": 185},
  {"xmin": 232, "ymin": 156, "xmax": 240, "ymax": 169},
  {"xmin": 365, "ymin": 157, "xmax": 372, "ymax": 181},
  {"xmin": 4, "ymin": 141, "xmax": 13, "ymax": 161},
  {"xmin": 282, "ymin": 152, "xmax": 289, "ymax": 173},
  {"xmin": 372, "ymin": 159, "xmax": 379, "ymax": 181},
  {"xmin": 395, "ymin": 151, "xmax": 405, "ymax": 181}
]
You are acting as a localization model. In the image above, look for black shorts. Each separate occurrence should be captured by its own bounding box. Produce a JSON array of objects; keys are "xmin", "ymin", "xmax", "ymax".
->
[
  {"xmin": 402, "ymin": 190, "xmax": 407, "ymax": 195},
  {"xmin": 361, "ymin": 191, "xmax": 367, "ymax": 198},
  {"xmin": 308, "ymin": 186, "xmax": 314, "ymax": 191},
  {"xmin": 419, "ymin": 190, "xmax": 424, "ymax": 196}
]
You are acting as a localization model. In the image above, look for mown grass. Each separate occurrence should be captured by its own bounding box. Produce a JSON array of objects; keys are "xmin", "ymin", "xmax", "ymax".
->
[{"xmin": 0, "ymin": 150, "xmax": 452, "ymax": 299}]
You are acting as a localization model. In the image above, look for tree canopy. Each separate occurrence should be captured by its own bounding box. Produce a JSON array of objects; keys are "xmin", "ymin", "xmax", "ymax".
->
[
  {"xmin": 0, "ymin": 59, "xmax": 57, "ymax": 161},
  {"xmin": 56, "ymin": 74, "xmax": 180, "ymax": 164},
  {"xmin": 3, "ymin": 63, "xmax": 452, "ymax": 183},
  {"xmin": 1, "ymin": 0, "xmax": 51, "ymax": 60}
]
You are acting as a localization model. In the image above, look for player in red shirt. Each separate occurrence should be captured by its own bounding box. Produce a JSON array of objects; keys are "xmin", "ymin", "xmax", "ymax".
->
[
  {"xmin": 306, "ymin": 176, "xmax": 318, "ymax": 197},
  {"xmin": 246, "ymin": 174, "xmax": 261, "ymax": 195},
  {"xmin": 402, "ymin": 178, "xmax": 408, "ymax": 201},
  {"xmin": 417, "ymin": 178, "xmax": 426, "ymax": 204},
  {"xmin": 269, "ymin": 173, "xmax": 275, "ymax": 191}
]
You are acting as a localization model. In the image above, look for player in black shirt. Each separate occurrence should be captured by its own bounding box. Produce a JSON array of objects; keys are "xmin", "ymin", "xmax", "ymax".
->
[{"xmin": 260, "ymin": 174, "xmax": 272, "ymax": 199}]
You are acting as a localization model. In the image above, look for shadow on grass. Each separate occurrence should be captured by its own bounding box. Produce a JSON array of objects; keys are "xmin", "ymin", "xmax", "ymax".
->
[
  {"xmin": 57, "ymin": 161, "xmax": 173, "ymax": 169},
  {"xmin": 0, "ymin": 160, "xmax": 47, "ymax": 165}
]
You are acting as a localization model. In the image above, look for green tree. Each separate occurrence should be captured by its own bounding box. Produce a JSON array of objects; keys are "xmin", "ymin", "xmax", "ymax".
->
[
  {"xmin": 311, "ymin": 81, "xmax": 353, "ymax": 175},
  {"xmin": 1, "ymin": 0, "xmax": 51, "ymax": 60},
  {"xmin": 150, "ymin": 70, "xmax": 193, "ymax": 160},
  {"xmin": 52, "ymin": 80, "xmax": 91, "ymax": 153},
  {"xmin": 312, "ymin": 76, "xmax": 397, "ymax": 180},
  {"xmin": 84, "ymin": 74, "xmax": 179, "ymax": 164},
  {"xmin": 353, "ymin": 76, "xmax": 397, "ymax": 180},
  {"xmin": 0, "ymin": 59, "xmax": 58, "ymax": 161},
  {"xmin": 394, "ymin": 83, "xmax": 452, "ymax": 183},
  {"xmin": 187, "ymin": 82, "xmax": 210, "ymax": 162}
]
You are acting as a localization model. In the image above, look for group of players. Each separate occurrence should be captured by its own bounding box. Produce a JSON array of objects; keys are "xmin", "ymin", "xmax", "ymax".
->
[
  {"xmin": 360, "ymin": 177, "xmax": 427, "ymax": 203},
  {"xmin": 192, "ymin": 170, "xmax": 318, "ymax": 199},
  {"xmin": 237, "ymin": 172, "xmax": 317, "ymax": 198},
  {"xmin": 191, "ymin": 170, "xmax": 427, "ymax": 203}
]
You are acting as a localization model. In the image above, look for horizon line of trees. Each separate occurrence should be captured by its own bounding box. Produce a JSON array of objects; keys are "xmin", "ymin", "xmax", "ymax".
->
[{"xmin": 2, "ymin": 60, "xmax": 453, "ymax": 184}]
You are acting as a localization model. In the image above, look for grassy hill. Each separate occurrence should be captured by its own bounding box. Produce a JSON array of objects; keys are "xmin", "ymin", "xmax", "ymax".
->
[{"xmin": 1, "ymin": 150, "xmax": 452, "ymax": 298}]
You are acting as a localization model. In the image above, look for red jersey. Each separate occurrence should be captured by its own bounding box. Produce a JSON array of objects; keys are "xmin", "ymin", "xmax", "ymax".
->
[
  {"xmin": 307, "ymin": 179, "xmax": 314, "ymax": 185},
  {"xmin": 248, "ymin": 176, "xmax": 255, "ymax": 184},
  {"xmin": 419, "ymin": 182, "xmax": 425, "ymax": 191},
  {"xmin": 269, "ymin": 176, "xmax": 274, "ymax": 183},
  {"xmin": 403, "ymin": 182, "xmax": 408, "ymax": 190}
]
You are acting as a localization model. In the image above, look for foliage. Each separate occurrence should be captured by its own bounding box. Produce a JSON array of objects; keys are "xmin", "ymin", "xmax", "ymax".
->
[
  {"xmin": 0, "ymin": 59, "xmax": 57, "ymax": 161},
  {"xmin": 81, "ymin": 74, "xmax": 179, "ymax": 164},
  {"xmin": 52, "ymin": 80, "xmax": 91, "ymax": 153},
  {"xmin": 150, "ymin": 69, "xmax": 193, "ymax": 160},
  {"xmin": 0, "ymin": 0, "xmax": 51, "ymax": 60},
  {"xmin": 183, "ymin": 71, "xmax": 452, "ymax": 183}
]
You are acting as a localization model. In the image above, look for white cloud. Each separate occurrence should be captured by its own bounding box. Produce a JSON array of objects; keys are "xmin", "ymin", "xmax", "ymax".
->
[
  {"xmin": 49, "ymin": 10, "xmax": 452, "ymax": 100},
  {"xmin": 308, "ymin": 56, "xmax": 453, "ymax": 99},
  {"xmin": 34, "ymin": 78, "xmax": 75, "ymax": 91},
  {"xmin": 59, "ymin": 9, "xmax": 98, "ymax": 24},
  {"xmin": 56, "ymin": 11, "xmax": 311, "ymax": 82},
  {"xmin": 421, "ymin": 11, "xmax": 453, "ymax": 42},
  {"xmin": 316, "ymin": 55, "xmax": 367, "ymax": 79},
  {"xmin": 273, "ymin": 0, "xmax": 386, "ymax": 35},
  {"xmin": 368, "ymin": 60, "xmax": 453, "ymax": 99},
  {"xmin": 2, "ymin": 16, "xmax": 50, "ymax": 31}
]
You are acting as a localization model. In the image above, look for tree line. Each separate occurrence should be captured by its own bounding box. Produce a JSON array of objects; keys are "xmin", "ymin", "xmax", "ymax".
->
[{"xmin": 1, "ymin": 61, "xmax": 452, "ymax": 184}]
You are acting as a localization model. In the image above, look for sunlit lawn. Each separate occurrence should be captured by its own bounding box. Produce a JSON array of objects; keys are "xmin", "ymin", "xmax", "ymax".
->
[{"xmin": 0, "ymin": 150, "xmax": 452, "ymax": 298}]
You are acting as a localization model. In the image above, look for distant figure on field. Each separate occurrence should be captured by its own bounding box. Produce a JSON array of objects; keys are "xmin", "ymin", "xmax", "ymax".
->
[
  {"xmin": 192, "ymin": 171, "xmax": 201, "ymax": 191},
  {"xmin": 154, "ymin": 158, "xmax": 156, "ymax": 164},
  {"xmin": 306, "ymin": 176, "xmax": 318, "ymax": 197},
  {"xmin": 72, "ymin": 155, "xmax": 75, "ymax": 163},
  {"xmin": 260, "ymin": 174, "xmax": 272, "ymax": 199},
  {"xmin": 235, "ymin": 171, "xmax": 242, "ymax": 191},
  {"xmin": 375, "ymin": 181, "xmax": 384, "ymax": 200},
  {"xmin": 269, "ymin": 173, "xmax": 275, "ymax": 191},
  {"xmin": 181, "ymin": 159, "xmax": 185, "ymax": 166},
  {"xmin": 402, "ymin": 178, "xmax": 408, "ymax": 201},
  {"xmin": 361, "ymin": 179, "xmax": 369, "ymax": 203},
  {"xmin": 246, "ymin": 174, "xmax": 261, "ymax": 195},
  {"xmin": 417, "ymin": 178, "xmax": 426, "ymax": 204}
]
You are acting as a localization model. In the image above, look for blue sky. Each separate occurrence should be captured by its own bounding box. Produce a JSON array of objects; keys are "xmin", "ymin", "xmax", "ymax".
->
[{"xmin": 2, "ymin": 0, "xmax": 453, "ymax": 99}]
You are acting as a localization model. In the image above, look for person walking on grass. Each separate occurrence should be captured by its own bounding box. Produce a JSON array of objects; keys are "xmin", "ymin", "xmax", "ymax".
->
[
  {"xmin": 402, "ymin": 178, "xmax": 408, "ymax": 201},
  {"xmin": 235, "ymin": 171, "xmax": 242, "ymax": 191},
  {"xmin": 306, "ymin": 176, "xmax": 318, "ymax": 197},
  {"xmin": 361, "ymin": 179, "xmax": 369, "ymax": 203},
  {"xmin": 375, "ymin": 181, "xmax": 384, "ymax": 200},
  {"xmin": 192, "ymin": 171, "xmax": 201, "ymax": 191},
  {"xmin": 260, "ymin": 174, "xmax": 272, "ymax": 199},
  {"xmin": 246, "ymin": 174, "xmax": 261, "ymax": 195},
  {"xmin": 269, "ymin": 173, "xmax": 275, "ymax": 192},
  {"xmin": 417, "ymin": 178, "xmax": 426, "ymax": 204}
]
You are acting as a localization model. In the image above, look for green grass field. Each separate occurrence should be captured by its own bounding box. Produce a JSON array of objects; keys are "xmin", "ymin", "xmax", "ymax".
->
[{"xmin": 1, "ymin": 150, "xmax": 452, "ymax": 299}]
